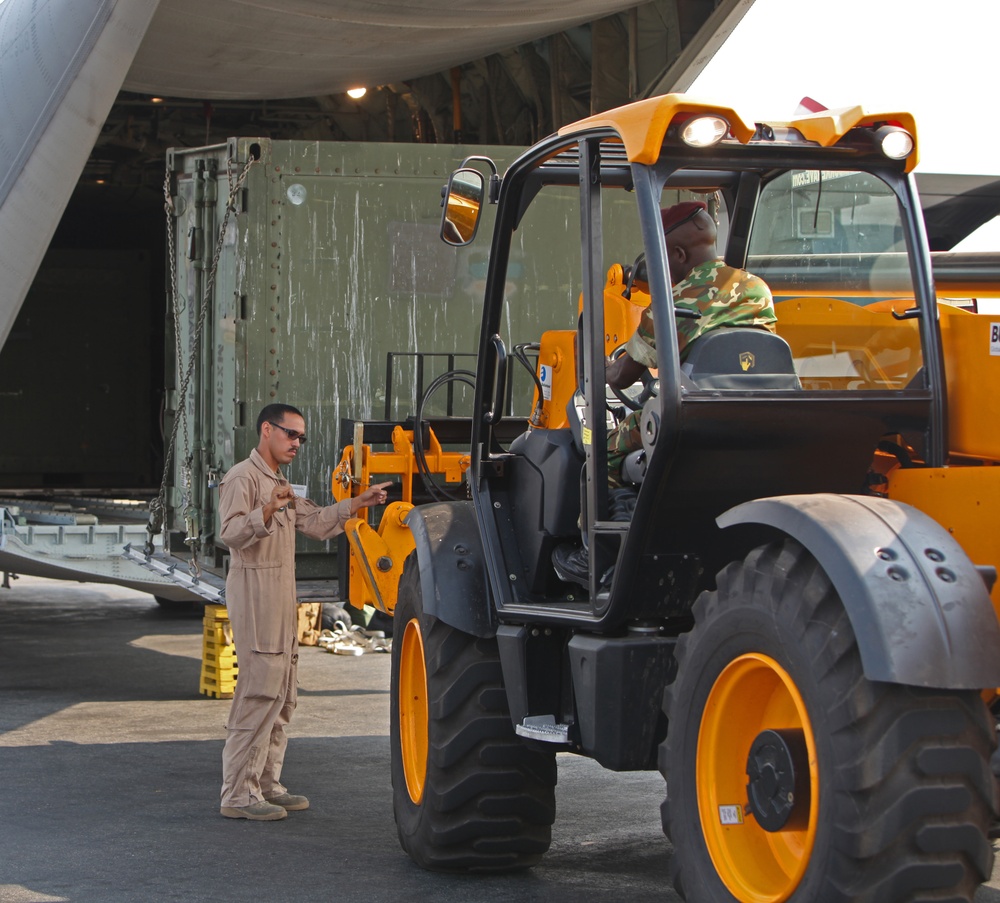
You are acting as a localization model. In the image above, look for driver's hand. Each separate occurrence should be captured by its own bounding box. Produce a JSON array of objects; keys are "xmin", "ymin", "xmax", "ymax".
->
[{"xmin": 606, "ymin": 348, "xmax": 645, "ymax": 390}]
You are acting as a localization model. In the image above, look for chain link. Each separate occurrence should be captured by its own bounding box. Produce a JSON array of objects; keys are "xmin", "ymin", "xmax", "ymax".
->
[{"xmin": 147, "ymin": 153, "xmax": 257, "ymax": 559}]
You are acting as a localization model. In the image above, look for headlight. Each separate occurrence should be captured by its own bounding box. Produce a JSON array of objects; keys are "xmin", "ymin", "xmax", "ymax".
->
[
  {"xmin": 680, "ymin": 115, "xmax": 729, "ymax": 148},
  {"xmin": 875, "ymin": 126, "xmax": 914, "ymax": 160}
]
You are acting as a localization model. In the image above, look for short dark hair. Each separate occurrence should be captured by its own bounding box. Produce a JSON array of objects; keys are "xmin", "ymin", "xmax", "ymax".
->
[{"xmin": 256, "ymin": 403, "xmax": 304, "ymax": 436}]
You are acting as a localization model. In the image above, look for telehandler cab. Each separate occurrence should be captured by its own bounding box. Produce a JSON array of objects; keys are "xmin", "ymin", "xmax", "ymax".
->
[{"xmin": 340, "ymin": 94, "xmax": 1000, "ymax": 901}]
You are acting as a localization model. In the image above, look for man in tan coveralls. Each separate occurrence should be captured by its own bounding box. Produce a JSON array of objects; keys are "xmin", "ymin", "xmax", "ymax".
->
[{"xmin": 218, "ymin": 403, "xmax": 389, "ymax": 821}]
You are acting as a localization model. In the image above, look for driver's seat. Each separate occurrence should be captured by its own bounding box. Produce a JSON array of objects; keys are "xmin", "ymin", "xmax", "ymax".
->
[
  {"xmin": 681, "ymin": 328, "xmax": 801, "ymax": 390},
  {"xmin": 619, "ymin": 329, "xmax": 800, "ymax": 485}
]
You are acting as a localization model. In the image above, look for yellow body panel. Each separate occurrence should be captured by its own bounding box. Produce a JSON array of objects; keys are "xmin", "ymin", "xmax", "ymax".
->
[
  {"xmin": 774, "ymin": 299, "xmax": 1000, "ymax": 460},
  {"xmin": 791, "ymin": 106, "xmax": 917, "ymax": 158},
  {"xmin": 333, "ymin": 425, "xmax": 466, "ymax": 613},
  {"xmin": 531, "ymin": 329, "xmax": 577, "ymax": 430},
  {"xmin": 530, "ymin": 264, "xmax": 650, "ymax": 429},
  {"xmin": 558, "ymin": 93, "xmax": 918, "ymax": 171},
  {"xmin": 939, "ymin": 305, "xmax": 1000, "ymax": 462},
  {"xmin": 561, "ymin": 95, "xmax": 756, "ymax": 165},
  {"xmin": 344, "ymin": 502, "xmax": 415, "ymax": 614},
  {"xmin": 333, "ymin": 425, "xmax": 470, "ymax": 505},
  {"xmin": 887, "ymin": 466, "xmax": 1000, "ymax": 621},
  {"xmin": 599, "ymin": 263, "xmax": 651, "ymax": 350}
]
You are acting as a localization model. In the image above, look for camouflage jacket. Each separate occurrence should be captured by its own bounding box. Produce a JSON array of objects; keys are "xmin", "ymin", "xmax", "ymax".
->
[{"xmin": 625, "ymin": 259, "xmax": 776, "ymax": 365}]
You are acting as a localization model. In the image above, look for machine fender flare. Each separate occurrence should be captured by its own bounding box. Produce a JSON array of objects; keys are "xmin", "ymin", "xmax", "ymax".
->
[
  {"xmin": 717, "ymin": 493, "xmax": 1000, "ymax": 690},
  {"xmin": 404, "ymin": 500, "xmax": 496, "ymax": 638}
]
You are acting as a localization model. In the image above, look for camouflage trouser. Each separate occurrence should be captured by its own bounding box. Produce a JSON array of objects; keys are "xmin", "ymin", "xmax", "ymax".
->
[{"xmin": 607, "ymin": 409, "xmax": 642, "ymax": 488}]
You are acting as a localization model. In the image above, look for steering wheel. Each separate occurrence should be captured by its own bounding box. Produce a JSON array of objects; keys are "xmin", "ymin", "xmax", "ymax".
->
[
  {"xmin": 608, "ymin": 345, "xmax": 656, "ymax": 411},
  {"xmin": 622, "ymin": 252, "xmax": 647, "ymax": 300}
]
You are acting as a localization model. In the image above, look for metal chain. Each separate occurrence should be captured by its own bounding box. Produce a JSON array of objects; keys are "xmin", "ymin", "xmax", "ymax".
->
[{"xmin": 147, "ymin": 153, "xmax": 257, "ymax": 558}]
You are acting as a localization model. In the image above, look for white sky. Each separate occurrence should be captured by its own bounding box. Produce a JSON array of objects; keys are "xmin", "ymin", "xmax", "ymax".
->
[{"xmin": 689, "ymin": 0, "xmax": 1000, "ymax": 250}]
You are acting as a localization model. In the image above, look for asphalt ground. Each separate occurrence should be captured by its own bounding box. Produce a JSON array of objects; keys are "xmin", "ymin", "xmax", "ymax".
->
[
  {"xmin": 2, "ymin": 576, "xmax": 1000, "ymax": 903},
  {"xmin": 0, "ymin": 577, "xmax": 670, "ymax": 903}
]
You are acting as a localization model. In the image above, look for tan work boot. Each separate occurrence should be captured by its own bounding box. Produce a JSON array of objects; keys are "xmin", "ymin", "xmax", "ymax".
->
[
  {"xmin": 220, "ymin": 799, "xmax": 288, "ymax": 821},
  {"xmin": 264, "ymin": 791, "xmax": 310, "ymax": 811}
]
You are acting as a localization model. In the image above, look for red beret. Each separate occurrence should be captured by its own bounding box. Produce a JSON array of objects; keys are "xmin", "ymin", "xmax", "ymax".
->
[{"xmin": 661, "ymin": 200, "xmax": 707, "ymax": 234}]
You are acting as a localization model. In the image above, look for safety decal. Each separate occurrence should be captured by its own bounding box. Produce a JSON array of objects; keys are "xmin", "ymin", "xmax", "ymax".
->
[
  {"xmin": 718, "ymin": 804, "xmax": 744, "ymax": 825},
  {"xmin": 581, "ymin": 426, "xmax": 592, "ymax": 447},
  {"xmin": 539, "ymin": 364, "xmax": 553, "ymax": 400},
  {"xmin": 991, "ymin": 323, "xmax": 1000, "ymax": 356}
]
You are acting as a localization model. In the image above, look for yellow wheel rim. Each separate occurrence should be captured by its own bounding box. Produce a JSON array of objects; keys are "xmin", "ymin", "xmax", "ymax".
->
[
  {"xmin": 399, "ymin": 617, "xmax": 429, "ymax": 804},
  {"xmin": 696, "ymin": 653, "xmax": 819, "ymax": 903}
]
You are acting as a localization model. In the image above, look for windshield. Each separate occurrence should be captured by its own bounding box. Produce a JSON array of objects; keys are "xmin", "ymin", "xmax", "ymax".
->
[{"xmin": 747, "ymin": 169, "xmax": 923, "ymax": 391}]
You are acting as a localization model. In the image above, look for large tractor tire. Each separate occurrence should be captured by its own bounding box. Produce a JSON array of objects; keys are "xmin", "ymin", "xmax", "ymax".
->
[
  {"xmin": 661, "ymin": 539, "xmax": 996, "ymax": 903},
  {"xmin": 390, "ymin": 553, "xmax": 557, "ymax": 870}
]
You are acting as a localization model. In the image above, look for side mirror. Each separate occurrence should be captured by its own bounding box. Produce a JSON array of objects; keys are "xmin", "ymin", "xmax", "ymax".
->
[{"xmin": 440, "ymin": 168, "xmax": 485, "ymax": 246}]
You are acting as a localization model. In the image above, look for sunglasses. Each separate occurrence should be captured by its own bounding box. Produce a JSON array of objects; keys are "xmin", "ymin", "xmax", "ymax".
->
[
  {"xmin": 268, "ymin": 421, "xmax": 307, "ymax": 443},
  {"xmin": 664, "ymin": 206, "xmax": 704, "ymax": 235}
]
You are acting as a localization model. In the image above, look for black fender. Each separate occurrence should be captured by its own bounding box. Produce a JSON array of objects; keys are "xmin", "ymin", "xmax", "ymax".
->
[
  {"xmin": 717, "ymin": 493, "xmax": 1000, "ymax": 690},
  {"xmin": 405, "ymin": 500, "xmax": 496, "ymax": 638}
]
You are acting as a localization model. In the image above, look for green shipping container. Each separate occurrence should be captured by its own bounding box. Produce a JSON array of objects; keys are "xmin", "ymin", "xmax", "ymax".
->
[{"xmin": 164, "ymin": 138, "xmax": 522, "ymax": 580}]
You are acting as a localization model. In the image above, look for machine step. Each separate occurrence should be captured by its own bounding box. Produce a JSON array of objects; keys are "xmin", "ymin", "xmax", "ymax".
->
[{"xmin": 515, "ymin": 714, "xmax": 571, "ymax": 743}]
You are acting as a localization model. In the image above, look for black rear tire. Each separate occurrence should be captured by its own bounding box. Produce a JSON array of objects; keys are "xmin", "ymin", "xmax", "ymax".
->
[
  {"xmin": 661, "ymin": 539, "xmax": 997, "ymax": 902},
  {"xmin": 390, "ymin": 552, "xmax": 556, "ymax": 870}
]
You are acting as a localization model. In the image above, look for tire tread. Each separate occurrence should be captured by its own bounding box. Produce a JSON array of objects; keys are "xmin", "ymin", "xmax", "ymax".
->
[
  {"xmin": 661, "ymin": 538, "xmax": 996, "ymax": 902},
  {"xmin": 391, "ymin": 556, "xmax": 556, "ymax": 872}
]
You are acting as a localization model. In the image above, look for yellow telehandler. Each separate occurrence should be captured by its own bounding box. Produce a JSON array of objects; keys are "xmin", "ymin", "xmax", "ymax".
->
[{"xmin": 338, "ymin": 94, "xmax": 1000, "ymax": 901}]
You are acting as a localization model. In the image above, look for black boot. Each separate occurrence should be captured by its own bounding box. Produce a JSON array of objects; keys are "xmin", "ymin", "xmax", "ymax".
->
[
  {"xmin": 552, "ymin": 488, "xmax": 637, "ymax": 589},
  {"xmin": 608, "ymin": 487, "xmax": 638, "ymax": 521},
  {"xmin": 551, "ymin": 543, "xmax": 590, "ymax": 589}
]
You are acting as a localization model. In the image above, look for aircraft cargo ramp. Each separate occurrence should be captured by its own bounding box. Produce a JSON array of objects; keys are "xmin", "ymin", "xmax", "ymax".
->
[{"xmin": 0, "ymin": 499, "xmax": 210, "ymax": 603}]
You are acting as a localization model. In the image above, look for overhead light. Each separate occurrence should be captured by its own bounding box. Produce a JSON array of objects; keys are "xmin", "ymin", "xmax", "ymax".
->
[
  {"xmin": 150, "ymin": 97, "xmax": 165, "ymax": 104},
  {"xmin": 347, "ymin": 87, "xmax": 367, "ymax": 99},
  {"xmin": 679, "ymin": 115, "xmax": 729, "ymax": 148},
  {"xmin": 874, "ymin": 126, "xmax": 914, "ymax": 160}
]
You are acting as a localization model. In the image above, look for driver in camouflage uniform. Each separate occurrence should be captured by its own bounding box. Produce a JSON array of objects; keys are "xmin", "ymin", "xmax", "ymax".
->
[
  {"xmin": 605, "ymin": 200, "xmax": 776, "ymax": 485},
  {"xmin": 552, "ymin": 201, "xmax": 775, "ymax": 588}
]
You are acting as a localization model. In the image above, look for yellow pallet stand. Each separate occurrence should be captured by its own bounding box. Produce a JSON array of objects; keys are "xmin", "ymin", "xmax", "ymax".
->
[{"xmin": 200, "ymin": 604, "xmax": 238, "ymax": 699}]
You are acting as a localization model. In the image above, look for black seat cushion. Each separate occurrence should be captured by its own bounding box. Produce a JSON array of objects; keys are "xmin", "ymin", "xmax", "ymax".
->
[{"xmin": 682, "ymin": 328, "xmax": 801, "ymax": 390}]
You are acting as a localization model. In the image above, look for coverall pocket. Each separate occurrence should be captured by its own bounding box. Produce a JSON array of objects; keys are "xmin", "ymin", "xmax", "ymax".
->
[{"xmin": 227, "ymin": 651, "xmax": 288, "ymax": 732}]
